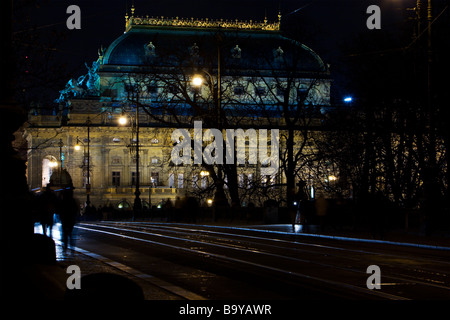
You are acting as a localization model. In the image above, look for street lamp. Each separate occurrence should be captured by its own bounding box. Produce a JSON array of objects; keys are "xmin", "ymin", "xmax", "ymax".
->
[
  {"xmin": 118, "ymin": 108, "xmax": 142, "ymax": 219},
  {"xmin": 191, "ymin": 75, "xmax": 203, "ymax": 87},
  {"xmin": 343, "ymin": 96, "xmax": 353, "ymax": 103},
  {"xmin": 74, "ymin": 117, "xmax": 92, "ymax": 206},
  {"xmin": 118, "ymin": 115, "xmax": 128, "ymax": 126}
]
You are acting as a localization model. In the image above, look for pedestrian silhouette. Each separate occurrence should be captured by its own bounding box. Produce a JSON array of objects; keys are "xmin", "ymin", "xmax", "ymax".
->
[
  {"xmin": 164, "ymin": 198, "xmax": 173, "ymax": 222},
  {"xmin": 58, "ymin": 188, "xmax": 79, "ymax": 252},
  {"xmin": 39, "ymin": 186, "xmax": 57, "ymax": 237},
  {"xmin": 290, "ymin": 181, "xmax": 308, "ymax": 232}
]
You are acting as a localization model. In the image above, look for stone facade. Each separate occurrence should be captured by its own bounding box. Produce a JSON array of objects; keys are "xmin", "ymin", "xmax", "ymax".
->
[{"xmin": 24, "ymin": 10, "xmax": 333, "ymax": 210}]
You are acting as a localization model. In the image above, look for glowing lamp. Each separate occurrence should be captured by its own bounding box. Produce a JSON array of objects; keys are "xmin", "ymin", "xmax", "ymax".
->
[
  {"xmin": 118, "ymin": 116, "xmax": 128, "ymax": 126},
  {"xmin": 192, "ymin": 75, "xmax": 203, "ymax": 87},
  {"xmin": 344, "ymin": 96, "xmax": 353, "ymax": 103},
  {"xmin": 49, "ymin": 160, "xmax": 58, "ymax": 168}
]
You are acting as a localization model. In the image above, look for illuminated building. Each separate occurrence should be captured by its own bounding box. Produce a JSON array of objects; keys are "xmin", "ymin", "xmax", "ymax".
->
[{"xmin": 24, "ymin": 7, "xmax": 331, "ymax": 210}]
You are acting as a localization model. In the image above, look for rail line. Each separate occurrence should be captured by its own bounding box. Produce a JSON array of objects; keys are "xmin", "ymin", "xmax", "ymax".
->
[
  {"xmin": 95, "ymin": 221, "xmax": 450, "ymax": 289},
  {"xmin": 73, "ymin": 222, "xmax": 450, "ymax": 299}
]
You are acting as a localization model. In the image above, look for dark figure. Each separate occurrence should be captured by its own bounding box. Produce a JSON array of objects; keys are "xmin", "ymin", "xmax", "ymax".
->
[
  {"xmin": 39, "ymin": 187, "xmax": 57, "ymax": 237},
  {"xmin": 58, "ymin": 188, "xmax": 79, "ymax": 252},
  {"xmin": 164, "ymin": 198, "xmax": 173, "ymax": 222},
  {"xmin": 290, "ymin": 181, "xmax": 308, "ymax": 232},
  {"xmin": 185, "ymin": 196, "xmax": 199, "ymax": 223}
]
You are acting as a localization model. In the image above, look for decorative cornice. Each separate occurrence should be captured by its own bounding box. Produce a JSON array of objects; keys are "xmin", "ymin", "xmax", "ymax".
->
[{"xmin": 125, "ymin": 6, "xmax": 281, "ymax": 32}]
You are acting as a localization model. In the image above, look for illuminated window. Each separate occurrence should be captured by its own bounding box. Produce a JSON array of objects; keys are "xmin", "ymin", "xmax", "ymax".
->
[
  {"xmin": 117, "ymin": 200, "xmax": 130, "ymax": 210},
  {"xmin": 178, "ymin": 174, "xmax": 184, "ymax": 189},
  {"xmin": 192, "ymin": 174, "xmax": 198, "ymax": 189},
  {"xmin": 169, "ymin": 173, "xmax": 174, "ymax": 188},
  {"xmin": 150, "ymin": 172, "xmax": 159, "ymax": 186}
]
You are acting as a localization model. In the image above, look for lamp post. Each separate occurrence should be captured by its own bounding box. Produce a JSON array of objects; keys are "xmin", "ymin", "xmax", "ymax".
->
[
  {"xmin": 191, "ymin": 36, "xmax": 222, "ymax": 127},
  {"xmin": 58, "ymin": 138, "xmax": 64, "ymax": 185},
  {"xmin": 413, "ymin": 0, "xmax": 435, "ymax": 177},
  {"xmin": 75, "ymin": 117, "xmax": 91, "ymax": 206},
  {"xmin": 192, "ymin": 68, "xmax": 221, "ymax": 127},
  {"xmin": 119, "ymin": 107, "xmax": 142, "ymax": 219}
]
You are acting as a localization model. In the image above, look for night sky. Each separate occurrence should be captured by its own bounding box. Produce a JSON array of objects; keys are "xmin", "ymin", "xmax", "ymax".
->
[{"xmin": 15, "ymin": 0, "xmax": 418, "ymax": 101}]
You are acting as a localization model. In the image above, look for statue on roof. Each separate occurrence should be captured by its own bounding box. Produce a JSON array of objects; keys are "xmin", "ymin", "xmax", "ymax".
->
[
  {"xmin": 85, "ymin": 61, "xmax": 100, "ymax": 94},
  {"xmin": 55, "ymin": 61, "xmax": 100, "ymax": 105}
]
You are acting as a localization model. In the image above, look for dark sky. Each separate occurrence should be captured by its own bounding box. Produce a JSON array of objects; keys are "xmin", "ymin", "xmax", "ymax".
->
[
  {"xmin": 15, "ymin": 0, "xmax": 418, "ymax": 100},
  {"xmin": 20, "ymin": 0, "xmax": 415, "ymax": 60}
]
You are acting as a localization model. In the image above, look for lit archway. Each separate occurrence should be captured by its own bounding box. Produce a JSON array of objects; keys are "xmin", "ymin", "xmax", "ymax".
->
[{"xmin": 42, "ymin": 156, "xmax": 58, "ymax": 187}]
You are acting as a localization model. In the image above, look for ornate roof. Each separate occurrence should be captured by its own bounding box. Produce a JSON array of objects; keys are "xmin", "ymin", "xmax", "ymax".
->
[
  {"xmin": 125, "ymin": 9, "xmax": 281, "ymax": 33},
  {"xmin": 99, "ymin": 6, "xmax": 328, "ymax": 75}
]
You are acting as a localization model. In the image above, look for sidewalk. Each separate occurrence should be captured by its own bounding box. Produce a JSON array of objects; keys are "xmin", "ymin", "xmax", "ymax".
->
[{"xmin": 55, "ymin": 242, "xmax": 184, "ymax": 300}]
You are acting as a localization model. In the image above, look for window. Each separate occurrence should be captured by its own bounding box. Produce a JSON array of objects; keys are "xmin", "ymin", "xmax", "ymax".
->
[
  {"xmin": 144, "ymin": 42, "xmax": 156, "ymax": 57},
  {"xmin": 131, "ymin": 172, "xmax": 139, "ymax": 186},
  {"xmin": 151, "ymin": 158, "xmax": 159, "ymax": 164},
  {"xmin": 231, "ymin": 45, "xmax": 241, "ymax": 59},
  {"xmin": 112, "ymin": 171, "xmax": 121, "ymax": 186},
  {"xmin": 178, "ymin": 173, "xmax": 184, "ymax": 189},
  {"xmin": 111, "ymin": 157, "xmax": 121, "ymax": 165},
  {"xmin": 273, "ymin": 46, "xmax": 284, "ymax": 62},
  {"xmin": 201, "ymin": 175, "xmax": 208, "ymax": 189},
  {"xmin": 234, "ymin": 86, "xmax": 245, "ymax": 95},
  {"xmin": 102, "ymin": 89, "xmax": 117, "ymax": 98},
  {"xmin": 168, "ymin": 84, "xmax": 180, "ymax": 95},
  {"xmin": 297, "ymin": 87, "xmax": 309, "ymax": 102},
  {"xmin": 247, "ymin": 173, "xmax": 253, "ymax": 188},
  {"xmin": 276, "ymin": 87, "xmax": 286, "ymax": 97},
  {"xmin": 169, "ymin": 173, "xmax": 174, "ymax": 188},
  {"xmin": 151, "ymin": 172, "xmax": 159, "ymax": 186},
  {"xmin": 192, "ymin": 174, "xmax": 198, "ymax": 189},
  {"xmin": 117, "ymin": 200, "xmax": 130, "ymax": 210},
  {"xmin": 82, "ymin": 171, "xmax": 90, "ymax": 188},
  {"xmin": 239, "ymin": 174, "xmax": 244, "ymax": 188},
  {"xmin": 254, "ymin": 86, "xmax": 266, "ymax": 96},
  {"xmin": 147, "ymin": 84, "xmax": 158, "ymax": 95},
  {"xmin": 124, "ymin": 83, "xmax": 138, "ymax": 94}
]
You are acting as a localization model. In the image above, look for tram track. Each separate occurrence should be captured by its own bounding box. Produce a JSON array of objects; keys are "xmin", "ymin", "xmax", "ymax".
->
[
  {"xmin": 95, "ymin": 221, "xmax": 450, "ymax": 291},
  {"xmin": 72, "ymin": 221, "xmax": 450, "ymax": 299}
]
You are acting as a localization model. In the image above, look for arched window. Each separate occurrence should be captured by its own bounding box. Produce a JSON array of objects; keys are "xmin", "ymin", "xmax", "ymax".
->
[{"xmin": 116, "ymin": 200, "xmax": 131, "ymax": 210}]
